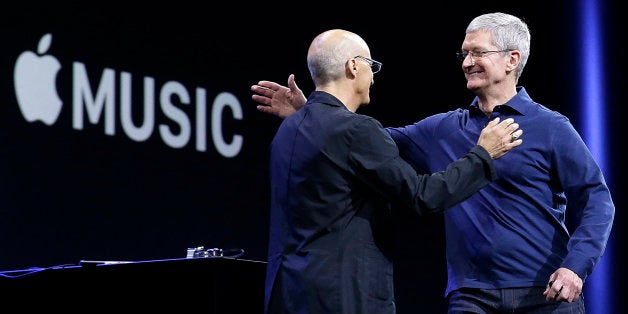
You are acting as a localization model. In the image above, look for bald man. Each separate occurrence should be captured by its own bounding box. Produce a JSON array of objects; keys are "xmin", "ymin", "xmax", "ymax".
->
[{"xmin": 264, "ymin": 29, "xmax": 522, "ymax": 314}]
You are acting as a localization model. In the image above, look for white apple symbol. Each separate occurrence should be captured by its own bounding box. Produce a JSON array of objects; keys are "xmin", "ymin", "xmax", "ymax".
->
[{"xmin": 14, "ymin": 33, "xmax": 63, "ymax": 125}]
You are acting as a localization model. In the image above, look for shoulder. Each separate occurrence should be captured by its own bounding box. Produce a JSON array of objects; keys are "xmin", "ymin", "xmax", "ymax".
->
[
  {"xmin": 404, "ymin": 109, "xmax": 466, "ymax": 130},
  {"xmin": 526, "ymin": 103, "xmax": 573, "ymax": 131}
]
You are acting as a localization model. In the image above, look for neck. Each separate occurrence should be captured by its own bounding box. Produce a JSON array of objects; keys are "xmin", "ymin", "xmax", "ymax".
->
[
  {"xmin": 476, "ymin": 86, "xmax": 518, "ymax": 116},
  {"xmin": 317, "ymin": 84, "xmax": 361, "ymax": 113}
]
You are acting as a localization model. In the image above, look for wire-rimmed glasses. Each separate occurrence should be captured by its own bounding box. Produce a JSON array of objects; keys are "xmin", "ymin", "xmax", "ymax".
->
[
  {"xmin": 456, "ymin": 50, "xmax": 512, "ymax": 62},
  {"xmin": 354, "ymin": 55, "xmax": 382, "ymax": 73}
]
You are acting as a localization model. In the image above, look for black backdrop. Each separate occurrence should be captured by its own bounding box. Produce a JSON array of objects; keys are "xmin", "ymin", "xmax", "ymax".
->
[{"xmin": 0, "ymin": 2, "xmax": 624, "ymax": 312}]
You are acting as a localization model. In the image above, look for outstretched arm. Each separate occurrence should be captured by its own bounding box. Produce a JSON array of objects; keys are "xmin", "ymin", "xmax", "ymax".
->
[
  {"xmin": 413, "ymin": 117, "xmax": 523, "ymax": 211},
  {"xmin": 251, "ymin": 74, "xmax": 307, "ymax": 119}
]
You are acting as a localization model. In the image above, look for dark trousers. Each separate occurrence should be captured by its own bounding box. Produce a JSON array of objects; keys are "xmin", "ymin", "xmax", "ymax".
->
[{"xmin": 447, "ymin": 287, "xmax": 585, "ymax": 313}]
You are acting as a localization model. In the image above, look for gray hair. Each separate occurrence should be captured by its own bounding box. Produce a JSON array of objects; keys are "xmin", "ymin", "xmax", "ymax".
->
[
  {"xmin": 307, "ymin": 47, "xmax": 349, "ymax": 86},
  {"xmin": 467, "ymin": 12, "xmax": 531, "ymax": 83}
]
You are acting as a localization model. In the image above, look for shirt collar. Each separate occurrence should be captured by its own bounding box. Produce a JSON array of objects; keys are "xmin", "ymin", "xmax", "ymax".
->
[{"xmin": 469, "ymin": 86, "xmax": 534, "ymax": 116}]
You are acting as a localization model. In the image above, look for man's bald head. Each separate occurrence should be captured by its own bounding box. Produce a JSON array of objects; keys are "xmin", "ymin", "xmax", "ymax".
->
[{"xmin": 307, "ymin": 29, "xmax": 370, "ymax": 86}]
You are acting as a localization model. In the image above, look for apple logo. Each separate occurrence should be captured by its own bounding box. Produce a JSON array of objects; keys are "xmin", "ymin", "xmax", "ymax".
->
[{"xmin": 14, "ymin": 33, "xmax": 63, "ymax": 125}]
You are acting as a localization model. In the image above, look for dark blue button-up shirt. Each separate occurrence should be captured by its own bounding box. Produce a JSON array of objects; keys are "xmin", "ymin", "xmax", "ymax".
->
[{"xmin": 388, "ymin": 87, "xmax": 614, "ymax": 297}]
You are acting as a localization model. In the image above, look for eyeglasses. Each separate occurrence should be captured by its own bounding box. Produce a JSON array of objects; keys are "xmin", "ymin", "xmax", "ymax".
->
[
  {"xmin": 354, "ymin": 55, "xmax": 382, "ymax": 74},
  {"xmin": 456, "ymin": 50, "xmax": 512, "ymax": 62}
]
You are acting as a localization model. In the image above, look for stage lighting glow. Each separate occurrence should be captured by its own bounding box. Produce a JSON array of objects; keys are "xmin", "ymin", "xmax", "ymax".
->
[{"xmin": 578, "ymin": 0, "xmax": 614, "ymax": 313}]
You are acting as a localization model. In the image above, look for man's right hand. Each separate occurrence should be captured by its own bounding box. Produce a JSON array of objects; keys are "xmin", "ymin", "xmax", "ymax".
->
[
  {"xmin": 251, "ymin": 74, "xmax": 307, "ymax": 119},
  {"xmin": 477, "ymin": 117, "xmax": 523, "ymax": 159}
]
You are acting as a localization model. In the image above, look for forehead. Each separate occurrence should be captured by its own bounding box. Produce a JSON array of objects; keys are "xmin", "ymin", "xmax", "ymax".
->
[{"xmin": 461, "ymin": 30, "xmax": 494, "ymax": 49}]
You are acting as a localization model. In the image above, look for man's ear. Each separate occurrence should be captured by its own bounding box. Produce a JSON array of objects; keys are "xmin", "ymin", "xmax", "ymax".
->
[
  {"xmin": 507, "ymin": 50, "xmax": 521, "ymax": 71},
  {"xmin": 346, "ymin": 58, "xmax": 358, "ymax": 77}
]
